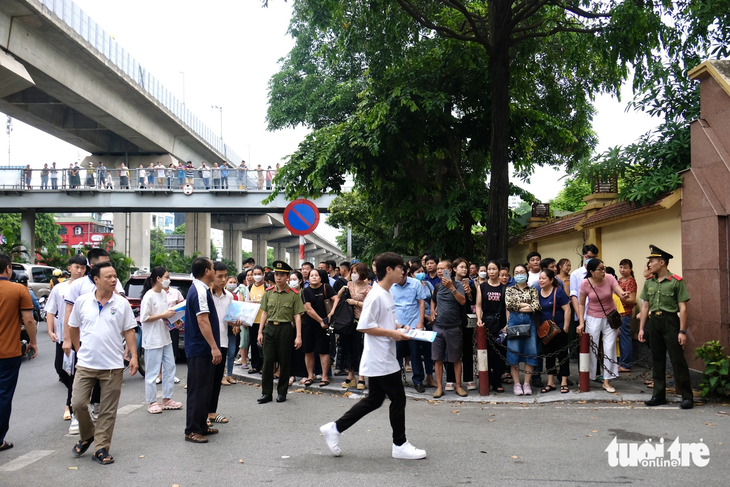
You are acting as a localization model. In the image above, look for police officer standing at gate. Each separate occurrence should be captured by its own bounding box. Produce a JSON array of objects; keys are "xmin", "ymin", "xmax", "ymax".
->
[
  {"xmin": 638, "ymin": 245, "xmax": 693, "ymax": 409},
  {"xmin": 257, "ymin": 260, "xmax": 305, "ymax": 404}
]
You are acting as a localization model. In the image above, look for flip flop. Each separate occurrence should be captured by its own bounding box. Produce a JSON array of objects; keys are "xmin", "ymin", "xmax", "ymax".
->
[
  {"xmin": 289, "ymin": 376, "xmax": 295, "ymax": 386},
  {"xmin": 561, "ymin": 385, "xmax": 570, "ymax": 394},
  {"xmin": 209, "ymin": 414, "xmax": 228, "ymax": 423},
  {"xmin": 303, "ymin": 378, "xmax": 314, "ymax": 386},
  {"xmin": 319, "ymin": 380, "xmax": 330, "ymax": 387},
  {"xmin": 0, "ymin": 441, "xmax": 14, "ymax": 452},
  {"xmin": 541, "ymin": 385, "xmax": 556, "ymax": 393}
]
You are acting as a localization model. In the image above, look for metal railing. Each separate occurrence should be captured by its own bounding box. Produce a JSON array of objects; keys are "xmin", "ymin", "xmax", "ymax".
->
[
  {"xmin": 36, "ymin": 0, "xmax": 241, "ymax": 163},
  {"xmin": 0, "ymin": 167, "xmax": 277, "ymax": 192}
]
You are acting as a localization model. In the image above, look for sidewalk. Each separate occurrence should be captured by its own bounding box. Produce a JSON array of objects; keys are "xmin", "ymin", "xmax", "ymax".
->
[{"xmin": 232, "ymin": 365, "xmax": 695, "ymax": 405}]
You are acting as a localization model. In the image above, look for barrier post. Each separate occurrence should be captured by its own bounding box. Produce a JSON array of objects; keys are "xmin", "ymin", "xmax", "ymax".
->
[
  {"xmin": 579, "ymin": 333, "xmax": 590, "ymax": 392},
  {"xmin": 476, "ymin": 326, "xmax": 489, "ymax": 395}
]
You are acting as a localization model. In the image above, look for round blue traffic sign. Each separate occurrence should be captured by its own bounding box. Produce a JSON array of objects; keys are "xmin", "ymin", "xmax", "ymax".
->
[{"xmin": 283, "ymin": 199, "xmax": 320, "ymax": 236}]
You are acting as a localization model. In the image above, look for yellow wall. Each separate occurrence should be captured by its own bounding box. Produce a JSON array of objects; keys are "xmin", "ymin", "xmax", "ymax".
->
[
  {"xmin": 534, "ymin": 232, "xmax": 586, "ymax": 275},
  {"xmin": 600, "ymin": 203, "xmax": 682, "ymax": 297}
]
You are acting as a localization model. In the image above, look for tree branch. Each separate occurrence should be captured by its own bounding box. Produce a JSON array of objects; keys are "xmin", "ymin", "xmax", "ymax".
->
[
  {"xmin": 511, "ymin": 25, "xmax": 603, "ymax": 45},
  {"xmin": 511, "ymin": 0, "xmax": 551, "ymax": 28},
  {"xmin": 563, "ymin": 4, "xmax": 612, "ymax": 19}
]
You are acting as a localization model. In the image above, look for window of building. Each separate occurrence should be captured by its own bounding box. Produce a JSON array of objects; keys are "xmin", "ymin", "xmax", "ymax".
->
[
  {"xmin": 73, "ymin": 226, "xmax": 83, "ymax": 236},
  {"xmin": 58, "ymin": 226, "xmax": 67, "ymax": 235}
]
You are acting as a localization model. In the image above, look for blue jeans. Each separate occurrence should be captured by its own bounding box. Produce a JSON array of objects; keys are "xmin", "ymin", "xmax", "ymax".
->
[
  {"xmin": 144, "ymin": 344, "xmax": 176, "ymax": 403},
  {"xmin": 226, "ymin": 330, "xmax": 237, "ymax": 375},
  {"xmin": 203, "ymin": 177, "xmax": 210, "ymax": 189},
  {"xmin": 409, "ymin": 338, "xmax": 433, "ymax": 385},
  {"xmin": 0, "ymin": 356, "xmax": 22, "ymax": 444},
  {"xmin": 619, "ymin": 315, "xmax": 633, "ymax": 368}
]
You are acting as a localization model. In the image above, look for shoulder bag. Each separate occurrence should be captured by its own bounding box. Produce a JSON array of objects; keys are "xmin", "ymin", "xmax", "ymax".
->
[
  {"xmin": 537, "ymin": 288, "xmax": 562, "ymax": 344},
  {"xmin": 506, "ymin": 287, "xmax": 532, "ymax": 339},
  {"xmin": 331, "ymin": 288, "xmax": 356, "ymax": 335},
  {"xmin": 323, "ymin": 284, "xmax": 334, "ymax": 316},
  {"xmin": 587, "ymin": 279, "xmax": 622, "ymax": 330}
]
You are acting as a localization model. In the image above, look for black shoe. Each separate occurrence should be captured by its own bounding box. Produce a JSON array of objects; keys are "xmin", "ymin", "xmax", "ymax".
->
[
  {"xmin": 334, "ymin": 370, "xmax": 347, "ymax": 377},
  {"xmin": 680, "ymin": 399, "xmax": 694, "ymax": 409},
  {"xmin": 257, "ymin": 394, "xmax": 272, "ymax": 404},
  {"xmin": 248, "ymin": 368, "xmax": 260, "ymax": 375},
  {"xmin": 414, "ymin": 383, "xmax": 425, "ymax": 393},
  {"xmin": 644, "ymin": 396, "xmax": 667, "ymax": 407},
  {"xmin": 531, "ymin": 375, "xmax": 543, "ymax": 388},
  {"xmin": 276, "ymin": 394, "xmax": 287, "ymax": 403}
]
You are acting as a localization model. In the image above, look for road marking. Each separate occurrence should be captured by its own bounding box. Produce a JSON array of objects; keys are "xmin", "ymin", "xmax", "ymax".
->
[
  {"xmin": 0, "ymin": 450, "xmax": 54, "ymax": 471},
  {"xmin": 117, "ymin": 404, "xmax": 143, "ymax": 415}
]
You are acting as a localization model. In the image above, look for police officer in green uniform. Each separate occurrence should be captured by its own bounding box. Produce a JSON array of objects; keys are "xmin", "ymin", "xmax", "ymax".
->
[
  {"xmin": 638, "ymin": 245, "xmax": 693, "ymax": 409},
  {"xmin": 256, "ymin": 260, "xmax": 305, "ymax": 404}
]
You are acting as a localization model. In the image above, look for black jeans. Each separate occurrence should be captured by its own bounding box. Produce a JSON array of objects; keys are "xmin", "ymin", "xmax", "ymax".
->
[
  {"xmin": 544, "ymin": 332, "xmax": 570, "ymax": 379},
  {"xmin": 54, "ymin": 343, "xmax": 73, "ymax": 407},
  {"xmin": 0, "ymin": 356, "xmax": 22, "ymax": 444},
  {"xmin": 249, "ymin": 323, "xmax": 263, "ymax": 371},
  {"xmin": 185, "ymin": 355, "xmax": 214, "ymax": 435},
  {"xmin": 335, "ymin": 371, "xmax": 407, "ymax": 446},
  {"xmin": 209, "ymin": 348, "xmax": 227, "ymax": 414}
]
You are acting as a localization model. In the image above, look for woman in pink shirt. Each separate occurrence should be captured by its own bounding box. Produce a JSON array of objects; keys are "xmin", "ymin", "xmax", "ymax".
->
[{"xmin": 577, "ymin": 259, "xmax": 626, "ymax": 393}]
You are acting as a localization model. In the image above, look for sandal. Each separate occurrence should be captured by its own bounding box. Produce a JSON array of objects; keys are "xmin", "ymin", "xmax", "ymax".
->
[
  {"xmin": 162, "ymin": 400, "xmax": 183, "ymax": 410},
  {"xmin": 72, "ymin": 437, "xmax": 94, "ymax": 456},
  {"xmin": 92, "ymin": 448, "xmax": 114, "ymax": 465},
  {"xmin": 303, "ymin": 378, "xmax": 314, "ymax": 386},
  {"xmin": 561, "ymin": 385, "xmax": 570, "ymax": 394},
  {"xmin": 540, "ymin": 385, "xmax": 556, "ymax": 394},
  {"xmin": 185, "ymin": 433, "xmax": 208, "ymax": 443},
  {"xmin": 319, "ymin": 380, "xmax": 330, "ymax": 387},
  {"xmin": 209, "ymin": 414, "xmax": 228, "ymax": 423},
  {"xmin": 204, "ymin": 427, "xmax": 219, "ymax": 435},
  {"xmin": 356, "ymin": 380, "xmax": 366, "ymax": 390},
  {"xmin": 227, "ymin": 376, "xmax": 238, "ymax": 385},
  {"xmin": 289, "ymin": 376, "xmax": 295, "ymax": 386},
  {"xmin": 0, "ymin": 441, "xmax": 13, "ymax": 451},
  {"xmin": 64, "ymin": 407, "xmax": 72, "ymax": 421},
  {"xmin": 493, "ymin": 386, "xmax": 505, "ymax": 393},
  {"xmin": 645, "ymin": 380, "xmax": 654, "ymax": 388},
  {"xmin": 148, "ymin": 403, "xmax": 163, "ymax": 414}
]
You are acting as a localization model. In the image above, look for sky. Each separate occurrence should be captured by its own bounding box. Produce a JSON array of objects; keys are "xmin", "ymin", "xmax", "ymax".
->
[{"xmin": 0, "ymin": 0, "xmax": 662, "ymax": 244}]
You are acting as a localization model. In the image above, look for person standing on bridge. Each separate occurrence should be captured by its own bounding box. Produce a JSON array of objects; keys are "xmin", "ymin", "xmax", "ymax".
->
[
  {"xmin": 201, "ymin": 162, "xmax": 211, "ymax": 190},
  {"xmin": 147, "ymin": 162, "xmax": 155, "ymax": 188},
  {"xmin": 24, "ymin": 164, "xmax": 33, "ymax": 189},
  {"xmin": 97, "ymin": 162, "xmax": 107, "ymax": 188},
  {"xmin": 69, "ymin": 163, "xmax": 79, "ymax": 189},
  {"xmin": 185, "ymin": 161, "xmax": 195, "ymax": 187},
  {"xmin": 265, "ymin": 166, "xmax": 273, "ymax": 190},
  {"xmin": 137, "ymin": 164, "xmax": 146, "ymax": 189},
  {"xmin": 118, "ymin": 163, "xmax": 130, "ymax": 190},
  {"xmin": 256, "ymin": 164, "xmax": 264, "ymax": 190},
  {"xmin": 221, "ymin": 163, "xmax": 229, "ymax": 190},
  {"xmin": 50, "ymin": 162, "xmax": 59, "ymax": 190},
  {"xmin": 238, "ymin": 161, "xmax": 247, "ymax": 189},
  {"xmin": 177, "ymin": 162, "xmax": 185, "ymax": 189},
  {"xmin": 86, "ymin": 162, "xmax": 96, "ymax": 188},
  {"xmin": 212, "ymin": 163, "xmax": 221, "ymax": 190},
  {"xmin": 41, "ymin": 163, "xmax": 49, "ymax": 190},
  {"xmin": 155, "ymin": 162, "xmax": 166, "ymax": 189}
]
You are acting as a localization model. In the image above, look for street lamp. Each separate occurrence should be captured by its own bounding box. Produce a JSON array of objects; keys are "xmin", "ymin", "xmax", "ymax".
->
[{"xmin": 211, "ymin": 105, "xmax": 223, "ymax": 141}]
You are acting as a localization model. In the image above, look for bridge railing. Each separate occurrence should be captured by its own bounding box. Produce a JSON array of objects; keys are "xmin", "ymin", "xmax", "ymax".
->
[
  {"xmin": 0, "ymin": 167, "xmax": 279, "ymax": 192},
  {"xmin": 36, "ymin": 0, "xmax": 241, "ymax": 164}
]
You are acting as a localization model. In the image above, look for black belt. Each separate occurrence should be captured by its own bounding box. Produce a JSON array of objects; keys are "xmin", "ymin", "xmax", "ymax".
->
[
  {"xmin": 649, "ymin": 311, "xmax": 675, "ymax": 317},
  {"xmin": 268, "ymin": 321, "xmax": 291, "ymax": 326}
]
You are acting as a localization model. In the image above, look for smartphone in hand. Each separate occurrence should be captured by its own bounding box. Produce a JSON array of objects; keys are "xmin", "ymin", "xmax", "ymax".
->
[{"xmin": 442, "ymin": 269, "xmax": 451, "ymax": 281}]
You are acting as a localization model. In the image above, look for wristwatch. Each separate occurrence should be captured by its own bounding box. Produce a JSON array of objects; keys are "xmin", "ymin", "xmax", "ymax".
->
[{"xmin": 678, "ymin": 330, "xmax": 687, "ymax": 334}]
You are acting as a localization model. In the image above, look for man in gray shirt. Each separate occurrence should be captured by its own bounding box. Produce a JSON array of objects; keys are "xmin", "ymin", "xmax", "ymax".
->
[{"xmin": 430, "ymin": 260, "xmax": 467, "ymax": 398}]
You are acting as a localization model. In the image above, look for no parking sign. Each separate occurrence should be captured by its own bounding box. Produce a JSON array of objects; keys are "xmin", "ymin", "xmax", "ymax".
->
[{"xmin": 283, "ymin": 199, "xmax": 320, "ymax": 236}]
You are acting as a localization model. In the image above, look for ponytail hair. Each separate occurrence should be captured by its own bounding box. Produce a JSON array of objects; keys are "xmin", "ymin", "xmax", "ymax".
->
[
  {"xmin": 142, "ymin": 266, "xmax": 167, "ymax": 297},
  {"xmin": 619, "ymin": 258, "xmax": 635, "ymax": 278}
]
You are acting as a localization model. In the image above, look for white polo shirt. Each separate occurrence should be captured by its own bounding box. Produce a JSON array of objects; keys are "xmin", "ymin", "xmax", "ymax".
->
[
  {"xmin": 211, "ymin": 288, "xmax": 233, "ymax": 349},
  {"xmin": 68, "ymin": 291, "xmax": 137, "ymax": 370},
  {"xmin": 65, "ymin": 274, "xmax": 125, "ymax": 306},
  {"xmin": 46, "ymin": 280, "xmax": 72, "ymax": 340}
]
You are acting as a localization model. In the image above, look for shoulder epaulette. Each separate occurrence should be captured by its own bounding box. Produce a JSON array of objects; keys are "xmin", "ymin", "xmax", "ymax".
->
[
  {"xmin": 672, "ymin": 274, "xmax": 683, "ymax": 281},
  {"xmin": 290, "ymin": 287, "xmax": 300, "ymax": 294},
  {"xmin": 265, "ymin": 286, "xmax": 275, "ymax": 291}
]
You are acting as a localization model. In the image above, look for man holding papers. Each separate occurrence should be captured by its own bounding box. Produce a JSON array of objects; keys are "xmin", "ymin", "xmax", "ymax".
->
[
  {"xmin": 320, "ymin": 253, "xmax": 427, "ymax": 460},
  {"xmin": 391, "ymin": 268, "xmax": 430, "ymax": 393}
]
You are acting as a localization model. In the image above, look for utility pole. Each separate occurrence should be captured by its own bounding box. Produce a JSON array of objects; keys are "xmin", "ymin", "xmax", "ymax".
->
[
  {"xmin": 212, "ymin": 105, "xmax": 223, "ymax": 141},
  {"xmin": 6, "ymin": 116, "xmax": 12, "ymax": 166}
]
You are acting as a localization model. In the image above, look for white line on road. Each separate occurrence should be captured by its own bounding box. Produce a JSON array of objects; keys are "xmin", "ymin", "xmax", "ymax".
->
[
  {"xmin": 0, "ymin": 450, "xmax": 54, "ymax": 471},
  {"xmin": 117, "ymin": 404, "xmax": 143, "ymax": 415}
]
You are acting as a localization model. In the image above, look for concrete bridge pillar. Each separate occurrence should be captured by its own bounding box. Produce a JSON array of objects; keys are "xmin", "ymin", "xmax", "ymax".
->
[
  {"xmin": 113, "ymin": 212, "xmax": 151, "ymax": 271},
  {"xmin": 286, "ymin": 246, "xmax": 300, "ymax": 268},
  {"xmin": 251, "ymin": 234, "xmax": 268, "ymax": 267},
  {"xmin": 271, "ymin": 242, "xmax": 286, "ymax": 263},
  {"xmin": 223, "ymin": 226, "xmax": 243, "ymax": 272},
  {"xmin": 184, "ymin": 213, "xmax": 211, "ymax": 258},
  {"xmin": 20, "ymin": 210, "xmax": 35, "ymax": 264}
]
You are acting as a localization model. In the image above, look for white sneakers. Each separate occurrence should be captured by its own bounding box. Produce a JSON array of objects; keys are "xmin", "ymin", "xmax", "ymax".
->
[
  {"xmin": 68, "ymin": 415, "xmax": 79, "ymax": 435},
  {"xmin": 319, "ymin": 422, "xmax": 426, "ymax": 460},
  {"xmin": 319, "ymin": 422, "xmax": 341, "ymax": 456},
  {"xmin": 392, "ymin": 441, "xmax": 427, "ymax": 460}
]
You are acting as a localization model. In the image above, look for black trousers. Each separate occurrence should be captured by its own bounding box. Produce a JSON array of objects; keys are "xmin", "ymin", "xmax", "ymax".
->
[
  {"xmin": 54, "ymin": 343, "xmax": 73, "ymax": 407},
  {"xmin": 209, "ymin": 347, "xmax": 227, "ymax": 414},
  {"xmin": 335, "ymin": 371, "xmax": 406, "ymax": 446},
  {"xmin": 544, "ymin": 332, "xmax": 570, "ymax": 378},
  {"xmin": 249, "ymin": 323, "xmax": 264, "ymax": 371},
  {"xmin": 649, "ymin": 314, "xmax": 693, "ymax": 400},
  {"xmin": 185, "ymin": 355, "xmax": 214, "ymax": 435},
  {"xmin": 488, "ymin": 340, "xmax": 506, "ymax": 389},
  {"xmin": 446, "ymin": 327, "xmax": 474, "ymax": 382},
  {"xmin": 169, "ymin": 328, "xmax": 180, "ymax": 361}
]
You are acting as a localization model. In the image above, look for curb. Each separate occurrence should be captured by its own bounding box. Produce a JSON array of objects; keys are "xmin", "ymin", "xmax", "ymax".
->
[{"xmin": 231, "ymin": 370, "xmax": 691, "ymax": 406}]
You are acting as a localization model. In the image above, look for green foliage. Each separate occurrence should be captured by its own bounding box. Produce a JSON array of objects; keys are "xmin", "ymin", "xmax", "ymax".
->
[
  {"xmin": 549, "ymin": 177, "xmax": 592, "ymax": 213},
  {"xmin": 0, "ymin": 230, "xmax": 28, "ymax": 262},
  {"xmin": 210, "ymin": 240, "xmax": 219, "ymax": 261},
  {"xmin": 150, "ymin": 225, "xmax": 222, "ymax": 274},
  {"xmin": 513, "ymin": 201, "xmax": 531, "ymax": 216},
  {"xmin": 37, "ymin": 248, "xmax": 70, "ymax": 269},
  {"xmin": 0, "ymin": 213, "xmax": 62, "ymax": 252},
  {"xmin": 696, "ymin": 341, "xmax": 730, "ymax": 398},
  {"xmin": 220, "ymin": 258, "xmax": 239, "ymax": 277},
  {"xmin": 266, "ymin": 248, "xmax": 275, "ymax": 268}
]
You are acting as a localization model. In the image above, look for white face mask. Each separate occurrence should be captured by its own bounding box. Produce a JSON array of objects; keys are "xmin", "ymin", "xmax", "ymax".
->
[
  {"xmin": 478, "ymin": 272, "xmax": 487, "ymax": 279},
  {"xmin": 253, "ymin": 275, "xmax": 263, "ymax": 283},
  {"xmin": 226, "ymin": 283, "xmax": 238, "ymax": 291},
  {"xmin": 289, "ymin": 279, "xmax": 299, "ymax": 288},
  {"xmin": 161, "ymin": 279, "xmax": 171, "ymax": 288},
  {"xmin": 351, "ymin": 273, "xmax": 359, "ymax": 283}
]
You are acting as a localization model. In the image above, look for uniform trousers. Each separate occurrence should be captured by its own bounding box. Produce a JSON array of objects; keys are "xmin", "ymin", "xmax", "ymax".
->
[
  {"xmin": 261, "ymin": 324, "xmax": 294, "ymax": 396},
  {"xmin": 649, "ymin": 313, "xmax": 693, "ymax": 400}
]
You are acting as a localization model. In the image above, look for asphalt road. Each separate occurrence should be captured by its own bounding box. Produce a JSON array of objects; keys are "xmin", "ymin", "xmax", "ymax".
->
[{"xmin": 1, "ymin": 335, "xmax": 728, "ymax": 486}]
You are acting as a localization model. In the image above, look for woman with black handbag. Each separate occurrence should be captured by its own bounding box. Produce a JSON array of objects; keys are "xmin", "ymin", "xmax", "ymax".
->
[
  {"xmin": 577, "ymin": 259, "xmax": 628, "ymax": 393},
  {"xmin": 505, "ymin": 264, "xmax": 542, "ymax": 396},
  {"xmin": 537, "ymin": 269, "xmax": 571, "ymax": 394},
  {"xmin": 475, "ymin": 260, "xmax": 507, "ymax": 393}
]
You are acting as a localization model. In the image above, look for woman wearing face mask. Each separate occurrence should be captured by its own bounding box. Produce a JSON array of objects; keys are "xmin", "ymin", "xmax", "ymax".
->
[
  {"xmin": 286, "ymin": 271, "xmax": 307, "ymax": 386},
  {"xmin": 476, "ymin": 265, "xmax": 489, "ymax": 286},
  {"xmin": 222, "ymin": 277, "xmax": 243, "ymax": 385},
  {"xmin": 577, "ymin": 259, "xmax": 627, "ymax": 393},
  {"xmin": 410, "ymin": 264, "xmax": 437, "ymax": 387},
  {"xmin": 302, "ymin": 269, "xmax": 339, "ymax": 387},
  {"xmin": 336, "ymin": 263, "xmax": 371, "ymax": 390},
  {"xmin": 505, "ymin": 264, "xmax": 542, "ymax": 396},
  {"xmin": 160, "ymin": 276, "xmax": 184, "ymax": 384},
  {"xmin": 450, "ymin": 258, "xmax": 477, "ymax": 391},
  {"xmin": 476, "ymin": 260, "xmax": 507, "ymax": 392},
  {"xmin": 140, "ymin": 267, "xmax": 183, "ymax": 413},
  {"xmin": 232, "ymin": 272, "xmax": 251, "ymax": 370},
  {"xmin": 246, "ymin": 266, "xmax": 267, "ymax": 375}
]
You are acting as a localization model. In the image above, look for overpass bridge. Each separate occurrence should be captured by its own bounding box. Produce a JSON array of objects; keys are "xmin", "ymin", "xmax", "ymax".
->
[{"xmin": 0, "ymin": 0, "xmax": 240, "ymax": 165}]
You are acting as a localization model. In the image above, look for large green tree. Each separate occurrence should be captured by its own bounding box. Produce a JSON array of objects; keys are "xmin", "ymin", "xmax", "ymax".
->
[
  {"xmin": 266, "ymin": 0, "xmax": 598, "ymax": 261},
  {"xmin": 0, "ymin": 213, "xmax": 62, "ymax": 252}
]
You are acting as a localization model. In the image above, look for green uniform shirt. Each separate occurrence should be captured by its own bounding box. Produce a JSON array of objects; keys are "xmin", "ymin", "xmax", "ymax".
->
[
  {"xmin": 639, "ymin": 271, "xmax": 690, "ymax": 313},
  {"xmin": 259, "ymin": 285, "xmax": 305, "ymax": 322}
]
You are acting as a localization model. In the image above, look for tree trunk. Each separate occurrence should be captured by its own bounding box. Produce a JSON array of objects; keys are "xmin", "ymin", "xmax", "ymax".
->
[{"xmin": 485, "ymin": 0, "xmax": 512, "ymax": 261}]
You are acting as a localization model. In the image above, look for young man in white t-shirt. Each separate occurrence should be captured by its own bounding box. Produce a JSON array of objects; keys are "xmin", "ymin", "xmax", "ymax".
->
[{"xmin": 320, "ymin": 252, "xmax": 427, "ymax": 460}]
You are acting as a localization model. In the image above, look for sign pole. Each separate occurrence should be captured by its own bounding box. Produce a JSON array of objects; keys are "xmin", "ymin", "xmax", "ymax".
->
[{"xmin": 299, "ymin": 235, "xmax": 305, "ymax": 263}]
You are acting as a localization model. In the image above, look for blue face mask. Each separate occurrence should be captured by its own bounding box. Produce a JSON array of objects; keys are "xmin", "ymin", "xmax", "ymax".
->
[
  {"xmin": 584, "ymin": 258, "xmax": 593, "ymax": 266},
  {"xmin": 514, "ymin": 274, "xmax": 528, "ymax": 284},
  {"xmin": 415, "ymin": 272, "xmax": 426, "ymax": 281}
]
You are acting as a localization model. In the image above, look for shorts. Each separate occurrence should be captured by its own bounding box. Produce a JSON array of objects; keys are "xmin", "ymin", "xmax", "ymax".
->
[
  {"xmin": 185, "ymin": 177, "xmax": 194, "ymax": 185},
  {"xmin": 431, "ymin": 323, "xmax": 463, "ymax": 362},
  {"xmin": 302, "ymin": 321, "xmax": 329, "ymax": 355},
  {"xmin": 157, "ymin": 177, "xmax": 165, "ymax": 185}
]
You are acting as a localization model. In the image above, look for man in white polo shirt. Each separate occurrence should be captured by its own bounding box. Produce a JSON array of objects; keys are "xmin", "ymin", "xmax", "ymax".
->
[
  {"xmin": 68, "ymin": 262, "xmax": 138, "ymax": 466},
  {"xmin": 319, "ymin": 252, "xmax": 426, "ymax": 460}
]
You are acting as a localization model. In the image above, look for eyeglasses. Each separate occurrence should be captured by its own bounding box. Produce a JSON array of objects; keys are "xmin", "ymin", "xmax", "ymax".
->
[{"xmin": 594, "ymin": 267, "xmax": 606, "ymax": 272}]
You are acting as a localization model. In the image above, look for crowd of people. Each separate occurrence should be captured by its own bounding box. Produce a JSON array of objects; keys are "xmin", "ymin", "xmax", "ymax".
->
[
  {"xmin": 0, "ymin": 241, "xmax": 694, "ymax": 463},
  {"xmin": 16, "ymin": 160, "xmax": 280, "ymax": 191}
]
